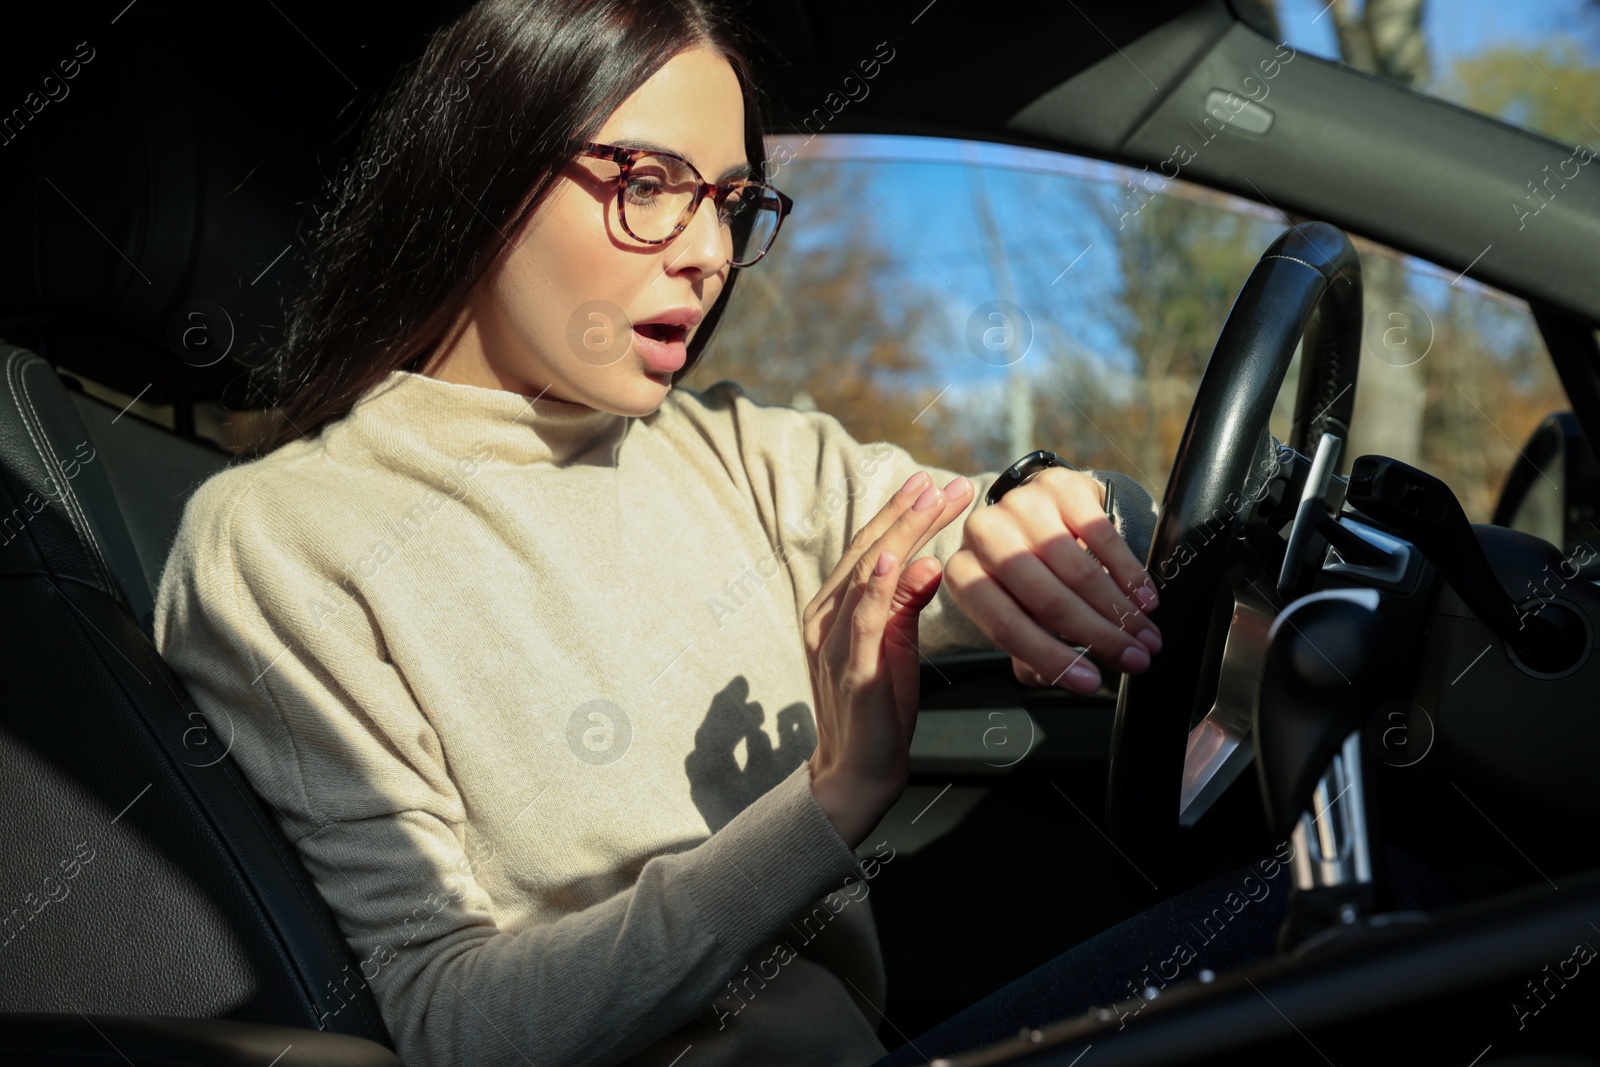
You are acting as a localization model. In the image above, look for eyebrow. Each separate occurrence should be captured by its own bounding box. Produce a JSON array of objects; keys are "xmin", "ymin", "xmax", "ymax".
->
[{"xmin": 609, "ymin": 137, "xmax": 754, "ymax": 182}]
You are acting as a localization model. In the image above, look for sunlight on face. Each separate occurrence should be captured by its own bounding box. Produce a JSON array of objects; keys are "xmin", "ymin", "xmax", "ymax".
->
[{"xmin": 423, "ymin": 46, "xmax": 747, "ymax": 414}]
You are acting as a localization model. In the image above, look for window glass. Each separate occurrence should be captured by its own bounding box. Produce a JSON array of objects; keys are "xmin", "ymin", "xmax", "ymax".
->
[
  {"xmin": 1508, "ymin": 445, "xmax": 1563, "ymax": 546},
  {"xmin": 690, "ymin": 134, "xmax": 1566, "ymax": 524},
  {"xmin": 1349, "ymin": 235, "xmax": 1566, "ymax": 519},
  {"xmin": 1273, "ymin": 0, "xmax": 1600, "ymax": 148}
]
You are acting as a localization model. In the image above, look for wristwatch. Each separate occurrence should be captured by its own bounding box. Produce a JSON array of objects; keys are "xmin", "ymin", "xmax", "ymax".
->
[
  {"xmin": 985, "ymin": 448, "xmax": 1116, "ymax": 519},
  {"xmin": 985, "ymin": 450, "xmax": 1076, "ymax": 505}
]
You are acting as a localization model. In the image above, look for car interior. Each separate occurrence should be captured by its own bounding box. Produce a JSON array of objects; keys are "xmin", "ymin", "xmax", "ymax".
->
[{"xmin": 2, "ymin": 0, "xmax": 1599, "ymax": 1064}]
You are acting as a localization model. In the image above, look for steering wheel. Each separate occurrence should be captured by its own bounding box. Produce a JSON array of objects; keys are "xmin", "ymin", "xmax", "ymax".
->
[{"xmin": 1105, "ymin": 222, "xmax": 1363, "ymax": 889}]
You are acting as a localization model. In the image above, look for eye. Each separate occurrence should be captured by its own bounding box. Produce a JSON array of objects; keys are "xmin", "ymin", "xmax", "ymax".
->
[
  {"xmin": 624, "ymin": 175, "xmax": 666, "ymax": 206},
  {"xmin": 622, "ymin": 154, "xmax": 692, "ymax": 211}
]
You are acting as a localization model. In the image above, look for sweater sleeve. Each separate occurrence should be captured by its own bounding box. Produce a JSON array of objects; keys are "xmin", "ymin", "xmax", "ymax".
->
[
  {"xmin": 153, "ymin": 471, "xmax": 872, "ymax": 1067},
  {"xmin": 680, "ymin": 381, "xmax": 1161, "ymax": 659}
]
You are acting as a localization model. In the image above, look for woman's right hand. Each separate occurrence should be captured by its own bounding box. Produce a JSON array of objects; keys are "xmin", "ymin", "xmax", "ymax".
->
[{"xmin": 803, "ymin": 471, "xmax": 974, "ymax": 848}]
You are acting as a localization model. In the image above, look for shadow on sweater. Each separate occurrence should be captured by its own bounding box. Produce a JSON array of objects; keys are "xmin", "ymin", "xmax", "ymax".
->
[{"xmin": 685, "ymin": 676, "xmax": 817, "ymax": 833}]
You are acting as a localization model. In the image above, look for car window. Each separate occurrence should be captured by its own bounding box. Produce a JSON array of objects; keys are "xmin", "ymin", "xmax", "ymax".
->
[
  {"xmin": 1345, "ymin": 233, "xmax": 1566, "ymax": 520},
  {"xmin": 1272, "ymin": 0, "xmax": 1600, "ymax": 148},
  {"xmin": 689, "ymin": 133, "xmax": 1566, "ymax": 523}
]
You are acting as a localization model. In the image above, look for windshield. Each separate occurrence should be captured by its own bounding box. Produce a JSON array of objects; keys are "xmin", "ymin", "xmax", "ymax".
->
[
  {"xmin": 1272, "ymin": 0, "xmax": 1600, "ymax": 148},
  {"xmin": 700, "ymin": 133, "xmax": 1566, "ymax": 523}
]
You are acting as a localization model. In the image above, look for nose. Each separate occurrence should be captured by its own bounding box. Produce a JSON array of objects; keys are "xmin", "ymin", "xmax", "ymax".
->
[{"xmin": 665, "ymin": 193, "xmax": 731, "ymax": 276}]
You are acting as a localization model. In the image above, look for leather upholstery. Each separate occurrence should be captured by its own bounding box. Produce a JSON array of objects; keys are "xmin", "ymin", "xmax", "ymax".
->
[
  {"xmin": 57, "ymin": 373, "xmax": 231, "ymax": 636},
  {"xmin": 0, "ymin": 344, "xmax": 395, "ymax": 1050},
  {"xmin": 0, "ymin": 1013, "xmax": 403, "ymax": 1066}
]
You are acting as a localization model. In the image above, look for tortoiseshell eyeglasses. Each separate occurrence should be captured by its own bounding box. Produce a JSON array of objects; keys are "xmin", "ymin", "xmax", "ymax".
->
[{"xmin": 573, "ymin": 141, "xmax": 794, "ymax": 267}]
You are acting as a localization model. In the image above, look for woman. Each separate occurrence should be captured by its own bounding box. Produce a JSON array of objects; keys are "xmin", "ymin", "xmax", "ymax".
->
[{"xmin": 153, "ymin": 2, "xmax": 1239, "ymax": 1065}]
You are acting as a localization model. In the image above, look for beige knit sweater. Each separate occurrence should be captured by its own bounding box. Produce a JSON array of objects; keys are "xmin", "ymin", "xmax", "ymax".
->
[{"xmin": 153, "ymin": 369, "xmax": 1156, "ymax": 1067}]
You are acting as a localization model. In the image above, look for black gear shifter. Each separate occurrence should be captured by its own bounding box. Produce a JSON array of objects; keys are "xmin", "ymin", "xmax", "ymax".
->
[{"xmin": 1344, "ymin": 455, "xmax": 1587, "ymax": 674}]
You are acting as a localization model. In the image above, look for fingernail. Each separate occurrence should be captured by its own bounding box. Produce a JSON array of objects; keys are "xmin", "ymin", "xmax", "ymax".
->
[
  {"xmin": 1120, "ymin": 645, "xmax": 1151, "ymax": 672},
  {"xmin": 1135, "ymin": 584, "xmax": 1159, "ymax": 610},
  {"xmin": 1067, "ymin": 663, "xmax": 1101, "ymax": 689},
  {"xmin": 1137, "ymin": 628, "xmax": 1162, "ymax": 655},
  {"xmin": 913, "ymin": 484, "xmax": 942, "ymax": 512},
  {"xmin": 874, "ymin": 550, "xmax": 893, "ymax": 576},
  {"xmin": 900, "ymin": 471, "xmax": 930, "ymax": 495},
  {"xmin": 944, "ymin": 475, "xmax": 970, "ymax": 496}
]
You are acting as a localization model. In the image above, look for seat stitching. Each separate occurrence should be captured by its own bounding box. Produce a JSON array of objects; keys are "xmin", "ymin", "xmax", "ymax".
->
[
  {"xmin": 5, "ymin": 348, "xmax": 380, "ymax": 1039},
  {"xmin": 139, "ymin": 588, "xmax": 383, "ymax": 1036},
  {"xmin": 1262, "ymin": 253, "xmax": 1321, "ymax": 272},
  {"xmin": 10, "ymin": 352, "xmax": 123, "ymax": 600}
]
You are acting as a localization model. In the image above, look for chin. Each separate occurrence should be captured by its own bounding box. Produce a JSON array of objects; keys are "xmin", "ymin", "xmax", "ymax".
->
[
  {"xmin": 630, "ymin": 378, "xmax": 675, "ymax": 414},
  {"xmin": 590, "ymin": 374, "xmax": 673, "ymax": 417}
]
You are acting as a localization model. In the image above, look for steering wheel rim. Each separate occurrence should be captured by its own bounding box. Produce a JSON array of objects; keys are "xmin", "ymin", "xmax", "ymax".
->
[{"xmin": 1105, "ymin": 222, "xmax": 1364, "ymax": 889}]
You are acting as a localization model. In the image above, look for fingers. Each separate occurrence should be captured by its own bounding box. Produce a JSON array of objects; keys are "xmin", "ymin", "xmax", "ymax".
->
[
  {"xmin": 808, "ymin": 470, "xmax": 928, "ymax": 628},
  {"xmin": 884, "ymin": 555, "xmax": 944, "ymax": 645},
  {"xmin": 944, "ymin": 550, "xmax": 1106, "ymax": 693},
  {"xmin": 1058, "ymin": 470, "xmax": 1160, "ymax": 613},
  {"xmin": 882, "ymin": 558, "xmax": 943, "ymax": 716},
  {"xmin": 999, "ymin": 479, "xmax": 1161, "ymax": 652},
  {"xmin": 809, "ymin": 474, "xmax": 973, "ymax": 652},
  {"xmin": 899, "ymin": 477, "xmax": 973, "ymax": 567},
  {"xmin": 827, "ymin": 470, "xmax": 932, "ymax": 597},
  {"xmin": 965, "ymin": 493, "xmax": 1156, "ymax": 669},
  {"xmin": 806, "ymin": 471, "xmax": 929, "ymax": 651},
  {"xmin": 839, "ymin": 546, "xmax": 903, "ymax": 686},
  {"xmin": 825, "ymin": 476, "xmax": 969, "ymax": 662},
  {"xmin": 994, "ymin": 543, "xmax": 1155, "ymax": 672},
  {"xmin": 833, "ymin": 546, "xmax": 942, "ymax": 700},
  {"xmin": 1012, "ymin": 657, "xmax": 1045, "ymax": 687}
]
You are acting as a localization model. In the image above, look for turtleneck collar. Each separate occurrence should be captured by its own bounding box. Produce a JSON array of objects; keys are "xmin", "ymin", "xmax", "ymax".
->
[{"xmin": 326, "ymin": 369, "xmax": 630, "ymax": 471}]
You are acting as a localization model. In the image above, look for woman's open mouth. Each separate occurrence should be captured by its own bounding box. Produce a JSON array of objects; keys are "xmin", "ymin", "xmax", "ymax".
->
[{"xmin": 632, "ymin": 321, "xmax": 689, "ymax": 376}]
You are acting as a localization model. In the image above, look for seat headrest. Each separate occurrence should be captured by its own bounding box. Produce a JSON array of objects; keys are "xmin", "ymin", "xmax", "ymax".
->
[{"xmin": 0, "ymin": 18, "xmax": 313, "ymax": 409}]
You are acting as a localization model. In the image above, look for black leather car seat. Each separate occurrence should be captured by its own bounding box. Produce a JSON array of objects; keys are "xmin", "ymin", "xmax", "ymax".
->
[
  {"xmin": 0, "ymin": 344, "xmax": 397, "ymax": 1053},
  {"xmin": 53, "ymin": 370, "xmax": 232, "ymax": 638}
]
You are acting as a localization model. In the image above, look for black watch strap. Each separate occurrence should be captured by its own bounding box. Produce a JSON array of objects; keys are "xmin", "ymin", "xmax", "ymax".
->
[
  {"xmin": 985, "ymin": 449, "xmax": 1118, "ymax": 522},
  {"xmin": 985, "ymin": 450, "xmax": 1076, "ymax": 506}
]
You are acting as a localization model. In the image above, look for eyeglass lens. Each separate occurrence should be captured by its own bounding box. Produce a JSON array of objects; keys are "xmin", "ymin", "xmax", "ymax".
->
[{"xmin": 620, "ymin": 153, "xmax": 781, "ymax": 265}]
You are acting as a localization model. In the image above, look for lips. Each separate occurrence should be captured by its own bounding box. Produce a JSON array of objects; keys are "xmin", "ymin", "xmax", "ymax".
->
[
  {"xmin": 631, "ymin": 321, "xmax": 689, "ymax": 376},
  {"xmin": 634, "ymin": 307, "xmax": 702, "ymax": 328},
  {"xmin": 631, "ymin": 308, "xmax": 701, "ymax": 378}
]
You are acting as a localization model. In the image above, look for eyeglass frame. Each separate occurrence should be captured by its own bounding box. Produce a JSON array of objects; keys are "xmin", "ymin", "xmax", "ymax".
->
[{"xmin": 572, "ymin": 140, "xmax": 795, "ymax": 267}]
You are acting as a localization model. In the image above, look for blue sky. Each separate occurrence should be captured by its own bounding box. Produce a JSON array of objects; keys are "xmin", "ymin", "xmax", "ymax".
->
[
  {"xmin": 1277, "ymin": 0, "xmax": 1600, "ymax": 71},
  {"xmin": 755, "ymin": 0, "xmax": 1596, "ymax": 448}
]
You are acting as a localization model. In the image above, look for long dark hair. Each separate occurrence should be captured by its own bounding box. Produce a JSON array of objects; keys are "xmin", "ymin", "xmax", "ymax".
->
[{"xmin": 248, "ymin": 0, "xmax": 765, "ymax": 455}]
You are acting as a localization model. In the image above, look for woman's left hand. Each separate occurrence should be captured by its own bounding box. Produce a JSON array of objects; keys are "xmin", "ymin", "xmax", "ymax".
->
[{"xmin": 944, "ymin": 467, "xmax": 1163, "ymax": 694}]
